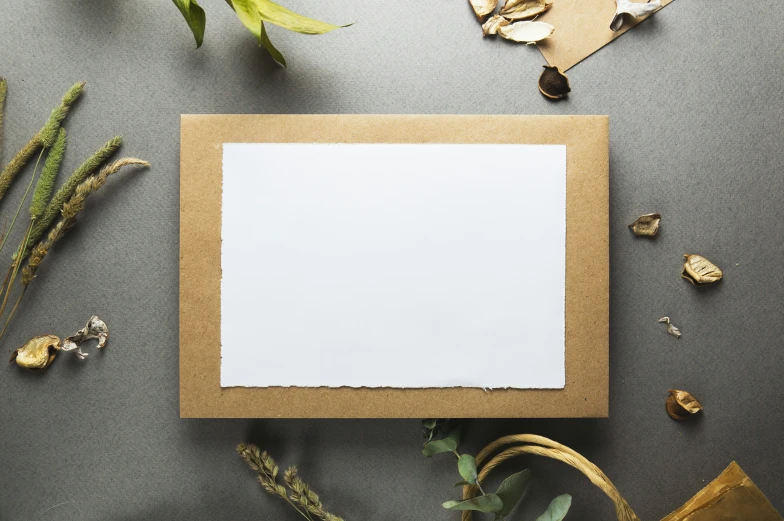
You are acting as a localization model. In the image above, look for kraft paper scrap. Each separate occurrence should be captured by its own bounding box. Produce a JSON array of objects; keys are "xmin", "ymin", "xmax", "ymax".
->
[
  {"xmin": 179, "ymin": 115, "xmax": 609, "ymax": 418},
  {"xmin": 537, "ymin": 0, "xmax": 676, "ymax": 71}
]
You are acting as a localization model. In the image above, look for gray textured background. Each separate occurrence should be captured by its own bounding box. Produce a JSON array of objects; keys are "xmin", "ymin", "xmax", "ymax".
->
[{"xmin": 1, "ymin": 1, "xmax": 783, "ymax": 520}]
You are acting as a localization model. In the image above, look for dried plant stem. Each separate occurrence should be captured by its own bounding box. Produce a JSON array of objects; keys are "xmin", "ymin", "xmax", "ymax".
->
[
  {"xmin": 0, "ymin": 78, "xmax": 7, "ymax": 154},
  {"xmin": 0, "ymin": 220, "xmax": 33, "ymax": 325},
  {"xmin": 0, "ymin": 148, "xmax": 44, "ymax": 256}
]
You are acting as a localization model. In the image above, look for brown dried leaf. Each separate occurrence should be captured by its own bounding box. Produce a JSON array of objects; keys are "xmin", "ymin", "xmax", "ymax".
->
[
  {"xmin": 498, "ymin": 20, "xmax": 554, "ymax": 43},
  {"xmin": 500, "ymin": 0, "xmax": 553, "ymax": 21},
  {"xmin": 682, "ymin": 254, "xmax": 723, "ymax": 285},
  {"xmin": 629, "ymin": 213, "xmax": 661, "ymax": 236},
  {"xmin": 666, "ymin": 390, "xmax": 703, "ymax": 420},
  {"xmin": 468, "ymin": 0, "xmax": 498, "ymax": 21},
  {"xmin": 10, "ymin": 335, "xmax": 61, "ymax": 370},
  {"xmin": 658, "ymin": 317, "xmax": 681, "ymax": 338},
  {"xmin": 482, "ymin": 14, "xmax": 511, "ymax": 36},
  {"xmin": 538, "ymin": 66, "xmax": 570, "ymax": 99}
]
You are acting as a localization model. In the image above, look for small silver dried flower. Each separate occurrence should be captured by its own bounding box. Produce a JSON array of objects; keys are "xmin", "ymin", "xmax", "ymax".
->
[
  {"xmin": 658, "ymin": 316, "xmax": 681, "ymax": 338},
  {"xmin": 62, "ymin": 315, "xmax": 109, "ymax": 359}
]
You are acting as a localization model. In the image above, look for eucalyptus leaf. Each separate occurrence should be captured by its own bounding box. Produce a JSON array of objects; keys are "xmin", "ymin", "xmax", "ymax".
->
[
  {"xmin": 422, "ymin": 419, "xmax": 438, "ymax": 430},
  {"xmin": 445, "ymin": 424, "xmax": 463, "ymax": 447},
  {"xmin": 422, "ymin": 437, "xmax": 457, "ymax": 457},
  {"xmin": 259, "ymin": 21, "xmax": 286, "ymax": 67},
  {"xmin": 535, "ymin": 494, "xmax": 572, "ymax": 521},
  {"xmin": 495, "ymin": 469, "xmax": 531, "ymax": 518},
  {"xmin": 458, "ymin": 454, "xmax": 478, "ymax": 484},
  {"xmin": 443, "ymin": 494, "xmax": 504, "ymax": 513},
  {"xmin": 172, "ymin": 0, "xmax": 207, "ymax": 48},
  {"xmin": 454, "ymin": 481, "xmax": 472, "ymax": 488}
]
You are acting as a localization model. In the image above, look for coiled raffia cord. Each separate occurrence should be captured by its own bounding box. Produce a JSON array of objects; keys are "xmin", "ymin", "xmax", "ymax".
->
[{"xmin": 460, "ymin": 435, "xmax": 641, "ymax": 521}]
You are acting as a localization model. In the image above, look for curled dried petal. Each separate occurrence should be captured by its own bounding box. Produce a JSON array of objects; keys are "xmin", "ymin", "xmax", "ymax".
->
[
  {"xmin": 482, "ymin": 15, "xmax": 511, "ymax": 36},
  {"xmin": 682, "ymin": 254, "xmax": 723, "ymax": 285},
  {"xmin": 498, "ymin": 21, "xmax": 554, "ymax": 43},
  {"xmin": 611, "ymin": 0, "xmax": 661, "ymax": 32},
  {"xmin": 499, "ymin": 0, "xmax": 553, "ymax": 20},
  {"xmin": 468, "ymin": 0, "xmax": 498, "ymax": 20},
  {"xmin": 538, "ymin": 66, "xmax": 570, "ymax": 100},
  {"xmin": 629, "ymin": 213, "xmax": 661, "ymax": 236},
  {"xmin": 62, "ymin": 315, "xmax": 109, "ymax": 359},
  {"xmin": 10, "ymin": 335, "xmax": 60, "ymax": 370},
  {"xmin": 666, "ymin": 390, "xmax": 703, "ymax": 420},
  {"xmin": 658, "ymin": 317, "xmax": 681, "ymax": 338}
]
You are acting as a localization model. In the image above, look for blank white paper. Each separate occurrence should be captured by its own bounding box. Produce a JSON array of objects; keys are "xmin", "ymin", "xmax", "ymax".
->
[{"xmin": 221, "ymin": 143, "xmax": 566, "ymax": 388}]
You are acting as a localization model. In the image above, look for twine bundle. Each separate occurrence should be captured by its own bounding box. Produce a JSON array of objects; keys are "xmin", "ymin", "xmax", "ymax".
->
[{"xmin": 461, "ymin": 434, "xmax": 640, "ymax": 521}]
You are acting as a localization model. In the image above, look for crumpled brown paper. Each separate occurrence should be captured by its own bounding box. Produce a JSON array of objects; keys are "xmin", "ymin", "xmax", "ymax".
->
[{"xmin": 661, "ymin": 462, "xmax": 781, "ymax": 521}]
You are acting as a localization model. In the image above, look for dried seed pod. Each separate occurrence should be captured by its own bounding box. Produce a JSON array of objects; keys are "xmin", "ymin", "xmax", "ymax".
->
[
  {"xmin": 10, "ymin": 335, "xmax": 61, "ymax": 370},
  {"xmin": 682, "ymin": 254, "xmax": 723, "ymax": 285},
  {"xmin": 629, "ymin": 213, "xmax": 661, "ymax": 236},
  {"xmin": 482, "ymin": 14, "xmax": 511, "ymax": 36},
  {"xmin": 468, "ymin": 0, "xmax": 498, "ymax": 21},
  {"xmin": 666, "ymin": 390, "xmax": 703, "ymax": 420},
  {"xmin": 658, "ymin": 317, "xmax": 681, "ymax": 338},
  {"xmin": 499, "ymin": 0, "xmax": 553, "ymax": 21},
  {"xmin": 62, "ymin": 315, "xmax": 109, "ymax": 359},
  {"xmin": 498, "ymin": 21, "xmax": 554, "ymax": 43},
  {"xmin": 538, "ymin": 66, "xmax": 570, "ymax": 100},
  {"xmin": 610, "ymin": 0, "xmax": 661, "ymax": 32}
]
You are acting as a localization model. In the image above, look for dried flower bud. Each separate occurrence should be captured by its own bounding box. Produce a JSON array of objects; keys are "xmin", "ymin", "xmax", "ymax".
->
[
  {"xmin": 10, "ymin": 335, "xmax": 61, "ymax": 370},
  {"xmin": 629, "ymin": 213, "xmax": 661, "ymax": 236},
  {"xmin": 610, "ymin": 0, "xmax": 661, "ymax": 32},
  {"xmin": 482, "ymin": 15, "xmax": 511, "ymax": 36},
  {"xmin": 682, "ymin": 254, "xmax": 723, "ymax": 285},
  {"xmin": 62, "ymin": 315, "xmax": 109, "ymax": 359},
  {"xmin": 468, "ymin": 0, "xmax": 498, "ymax": 21},
  {"xmin": 498, "ymin": 21, "xmax": 554, "ymax": 44},
  {"xmin": 658, "ymin": 316, "xmax": 681, "ymax": 338},
  {"xmin": 666, "ymin": 390, "xmax": 703, "ymax": 420},
  {"xmin": 538, "ymin": 66, "xmax": 570, "ymax": 100},
  {"xmin": 499, "ymin": 0, "xmax": 553, "ymax": 21}
]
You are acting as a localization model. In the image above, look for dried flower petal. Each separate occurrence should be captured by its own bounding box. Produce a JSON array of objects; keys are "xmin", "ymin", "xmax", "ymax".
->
[
  {"xmin": 629, "ymin": 213, "xmax": 661, "ymax": 236},
  {"xmin": 499, "ymin": 0, "xmax": 553, "ymax": 21},
  {"xmin": 538, "ymin": 66, "xmax": 570, "ymax": 99},
  {"xmin": 610, "ymin": 0, "xmax": 661, "ymax": 32},
  {"xmin": 658, "ymin": 317, "xmax": 681, "ymax": 338},
  {"xmin": 9, "ymin": 335, "xmax": 60, "ymax": 370},
  {"xmin": 468, "ymin": 0, "xmax": 498, "ymax": 20},
  {"xmin": 62, "ymin": 315, "xmax": 109, "ymax": 359},
  {"xmin": 682, "ymin": 254, "xmax": 723, "ymax": 285},
  {"xmin": 482, "ymin": 15, "xmax": 511, "ymax": 36},
  {"xmin": 498, "ymin": 21, "xmax": 554, "ymax": 43},
  {"xmin": 666, "ymin": 390, "xmax": 702, "ymax": 420}
]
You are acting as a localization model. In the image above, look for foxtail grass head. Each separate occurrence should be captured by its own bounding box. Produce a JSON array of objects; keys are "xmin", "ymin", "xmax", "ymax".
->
[{"xmin": 39, "ymin": 82, "xmax": 85, "ymax": 148}]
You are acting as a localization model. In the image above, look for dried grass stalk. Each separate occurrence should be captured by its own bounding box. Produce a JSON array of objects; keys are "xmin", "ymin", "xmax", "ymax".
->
[
  {"xmin": 0, "ymin": 82, "xmax": 84, "ymax": 203},
  {"xmin": 21, "ymin": 136, "xmax": 122, "ymax": 262},
  {"xmin": 0, "ymin": 78, "xmax": 6, "ymax": 153},
  {"xmin": 21, "ymin": 158, "xmax": 149, "ymax": 287}
]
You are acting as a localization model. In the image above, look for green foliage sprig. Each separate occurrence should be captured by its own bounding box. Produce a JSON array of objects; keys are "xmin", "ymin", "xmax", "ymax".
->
[
  {"xmin": 237, "ymin": 443, "xmax": 345, "ymax": 521},
  {"xmin": 172, "ymin": 0, "xmax": 351, "ymax": 67},
  {"xmin": 422, "ymin": 420, "xmax": 572, "ymax": 520}
]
